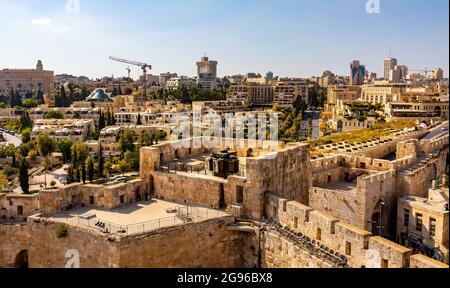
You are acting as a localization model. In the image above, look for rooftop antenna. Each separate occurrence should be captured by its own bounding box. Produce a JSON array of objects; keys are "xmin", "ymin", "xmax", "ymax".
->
[{"xmin": 389, "ymin": 48, "xmax": 392, "ymax": 58}]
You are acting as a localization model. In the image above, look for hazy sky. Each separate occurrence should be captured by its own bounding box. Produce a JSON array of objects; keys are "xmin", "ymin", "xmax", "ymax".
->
[{"xmin": 0, "ymin": 0, "xmax": 448, "ymax": 79}]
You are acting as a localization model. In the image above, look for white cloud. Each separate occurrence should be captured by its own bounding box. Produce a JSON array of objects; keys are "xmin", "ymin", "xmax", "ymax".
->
[
  {"xmin": 31, "ymin": 18, "xmax": 51, "ymax": 25},
  {"xmin": 53, "ymin": 26, "xmax": 69, "ymax": 33}
]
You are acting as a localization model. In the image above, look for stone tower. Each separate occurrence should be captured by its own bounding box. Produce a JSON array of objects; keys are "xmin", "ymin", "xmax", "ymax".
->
[{"xmin": 36, "ymin": 60, "xmax": 43, "ymax": 70}]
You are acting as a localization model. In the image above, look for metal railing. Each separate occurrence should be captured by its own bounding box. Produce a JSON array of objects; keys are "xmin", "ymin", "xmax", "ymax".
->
[{"xmin": 71, "ymin": 206, "xmax": 225, "ymax": 236}]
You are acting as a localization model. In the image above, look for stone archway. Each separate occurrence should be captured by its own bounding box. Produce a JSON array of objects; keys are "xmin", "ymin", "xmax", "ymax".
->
[
  {"xmin": 147, "ymin": 175, "xmax": 155, "ymax": 201},
  {"xmin": 246, "ymin": 148, "xmax": 254, "ymax": 158},
  {"xmin": 370, "ymin": 199, "xmax": 386, "ymax": 237},
  {"xmin": 337, "ymin": 120, "xmax": 343, "ymax": 132},
  {"xmin": 14, "ymin": 250, "xmax": 28, "ymax": 268}
]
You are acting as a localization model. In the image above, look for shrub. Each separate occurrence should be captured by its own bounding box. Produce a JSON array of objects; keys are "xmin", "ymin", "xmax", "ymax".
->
[
  {"xmin": 3, "ymin": 166, "xmax": 19, "ymax": 176},
  {"xmin": 56, "ymin": 224, "xmax": 69, "ymax": 239}
]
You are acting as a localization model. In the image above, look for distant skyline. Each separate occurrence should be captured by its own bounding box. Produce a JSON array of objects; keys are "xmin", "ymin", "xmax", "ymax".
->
[{"xmin": 0, "ymin": 0, "xmax": 448, "ymax": 79}]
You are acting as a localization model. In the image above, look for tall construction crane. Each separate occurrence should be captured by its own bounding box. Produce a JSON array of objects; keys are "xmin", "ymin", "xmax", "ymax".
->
[{"xmin": 109, "ymin": 56, "xmax": 152, "ymax": 102}]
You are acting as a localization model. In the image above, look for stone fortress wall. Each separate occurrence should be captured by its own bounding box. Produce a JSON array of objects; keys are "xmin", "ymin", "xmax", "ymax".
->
[
  {"xmin": 309, "ymin": 137, "xmax": 448, "ymax": 240},
  {"xmin": 263, "ymin": 193, "xmax": 448, "ymax": 268},
  {"xmin": 140, "ymin": 138, "xmax": 311, "ymax": 219},
  {"xmin": 0, "ymin": 216, "xmax": 243, "ymax": 268},
  {"xmin": 0, "ymin": 131, "xmax": 448, "ymax": 268}
]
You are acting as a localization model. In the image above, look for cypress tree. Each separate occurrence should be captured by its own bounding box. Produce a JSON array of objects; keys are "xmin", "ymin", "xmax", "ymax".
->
[
  {"xmin": 87, "ymin": 157, "xmax": 95, "ymax": 183},
  {"xmin": 81, "ymin": 160, "xmax": 86, "ymax": 184},
  {"xmin": 19, "ymin": 160, "xmax": 29, "ymax": 194},
  {"xmin": 136, "ymin": 113, "xmax": 142, "ymax": 125},
  {"xmin": 99, "ymin": 111, "xmax": 106, "ymax": 130},
  {"xmin": 98, "ymin": 144, "xmax": 104, "ymax": 178},
  {"xmin": 9, "ymin": 89, "xmax": 15, "ymax": 107},
  {"xmin": 14, "ymin": 90, "xmax": 22, "ymax": 107}
]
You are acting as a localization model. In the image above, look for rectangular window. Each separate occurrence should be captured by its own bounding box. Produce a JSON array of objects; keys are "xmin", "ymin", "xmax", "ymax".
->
[
  {"xmin": 429, "ymin": 218, "xmax": 436, "ymax": 237},
  {"xmin": 416, "ymin": 213, "xmax": 423, "ymax": 233},
  {"xmin": 17, "ymin": 206, "xmax": 23, "ymax": 216},
  {"xmin": 345, "ymin": 242, "xmax": 352, "ymax": 256},
  {"xmin": 403, "ymin": 209, "xmax": 410, "ymax": 228},
  {"xmin": 316, "ymin": 228, "xmax": 322, "ymax": 241},
  {"xmin": 293, "ymin": 217, "xmax": 298, "ymax": 229},
  {"xmin": 236, "ymin": 186, "xmax": 244, "ymax": 204}
]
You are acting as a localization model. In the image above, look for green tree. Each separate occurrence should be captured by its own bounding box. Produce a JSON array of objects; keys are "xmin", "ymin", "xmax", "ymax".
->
[
  {"xmin": 154, "ymin": 130, "xmax": 167, "ymax": 144},
  {"xmin": 81, "ymin": 159, "xmax": 87, "ymax": 184},
  {"xmin": 71, "ymin": 142, "xmax": 88, "ymax": 166},
  {"xmin": 81, "ymin": 86, "xmax": 88, "ymax": 99},
  {"xmin": 124, "ymin": 151, "xmax": 140, "ymax": 171},
  {"xmin": 118, "ymin": 129, "xmax": 136, "ymax": 154},
  {"xmin": 8, "ymin": 89, "xmax": 15, "ymax": 107},
  {"xmin": 19, "ymin": 159, "xmax": 29, "ymax": 194},
  {"xmin": 59, "ymin": 86, "xmax": 71, "ymax": 107},
  {"xmin": 44, "ymin": 110, "xmax": 64, "ymax": 120},
  {"xmin": 118, "ymin": 159, "xmax": 130, "ymax": 176},
  {"xmin": 124, "ymin": 87, "xmax": 133, "ymax": 95},
  {"xmin": 21, "ymin": 128, "xmax": 32, "ymax": 144},
  {"xmin": 136, "ymin": 113, "xmax": 142, "ymax": 125},
  {"xmin": 139, "ymin": 131, "xmax": 153, "ymax": 147},
  {"xmin": 19, "ymin": 113, "xmax": 33, "ymax": 131},
  {"xmin": 86, "ymin": 157, "xmax": 95, "ymax": 183},
  {"xmin": 36, "ymin": 132, "xmax": 55, "ymax": 158},
  {"xmin": 0, "ymin": 172, "xmax": 7, "ymax": 192},
  {"xmin": 36, "ymin": 89, "xmax": 45, "ymax": 104},
  {"xmin": 14, "ymin": 90, "xmax": 22, "ymax": 107},
  {"xmin": 98, "ymin": 111, "xmax": 106, "ymax": 130},
  {"xmin": 98, "ymin": 144, "xmax": 104, "ymax": 178},
  {"xmin": 5, "ymin": 144, "xmax": 17, "ymax": 166},
  {"xmin": 57, "ymin": 139, "xmax": 73, "ymax": 163}
]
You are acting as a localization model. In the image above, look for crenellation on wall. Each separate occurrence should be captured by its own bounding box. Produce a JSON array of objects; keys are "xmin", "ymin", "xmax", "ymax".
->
[{"xmin": 263, "ymin": 193, "xmax": 447, "ymax": 268}]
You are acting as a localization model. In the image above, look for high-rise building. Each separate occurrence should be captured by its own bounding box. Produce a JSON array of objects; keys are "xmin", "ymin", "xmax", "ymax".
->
[
  {"xmin": 159, "ymin": 72, "xmax": 177, "ymax": 87},
  {"xmin": 320, "ymin": 70, "xmax": 336, "ymax": 87},
  {"xmin": 384, "ymin": 58, "xmax": 398, "ymax": 80},
  {"xmin": 196, "ymin": 55, "xmax": 218, "ymax": 89},
  {"xmin": 389, "ymin": 67, "xmax": 402, "ymax": 83},
  {"xmin": 432, "ymin": 68, "xmax": 444, "ymax": 81},
  {"xmin": 350, "ymin": 60, "xmax": 366, "ymax": 85},
  {"xmin": 266, "ymin": 71, "xmax": 274, "ymax": 80},
  {"xmin": 396, "ymin": 65, "xmax": 408, "ymax": 82}
]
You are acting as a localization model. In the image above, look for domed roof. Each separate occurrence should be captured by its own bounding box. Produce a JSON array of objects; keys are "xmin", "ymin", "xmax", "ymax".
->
[
  {"xmin": 106, "ymin": 128, "xmax": 116, "ymax": 134},
  {"xmin": 86, "ymin": 89, "xmax": 112, "ymax": 102}
]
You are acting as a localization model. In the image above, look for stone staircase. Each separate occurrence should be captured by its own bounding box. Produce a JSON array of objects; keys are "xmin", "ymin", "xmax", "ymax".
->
[{"xmin": 260, "ymin": 218, "xmax": 348, "ymax": 268}]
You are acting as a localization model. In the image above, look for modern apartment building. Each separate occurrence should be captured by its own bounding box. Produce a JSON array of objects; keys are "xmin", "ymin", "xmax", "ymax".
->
[
  {"xmin": 350, "ymin": 60, "xmax": 366, "ymax": 85},
  {"xmin": 226, "ymin": 78, "xmax": 308, "ymax": 109},
  {"xmin": 384, "ymin": 57, "xmax": 398, "ymax": 80},
  {"xmin": 196, "ymin": 56, "xmax": 218, "ymax": 89}
]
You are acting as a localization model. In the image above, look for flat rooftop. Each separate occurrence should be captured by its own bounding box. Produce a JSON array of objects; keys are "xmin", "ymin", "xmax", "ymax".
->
[
  {"xmin": 47, "ymin": 199, "xmax": 230, "ymax": 236},
  {"xmin": 160, "ymin": 153, "xmax": 247, "ymax": 180},
  {"xmin": 316, "ymin": 181, "xmax": 358, "ymax": 193}
]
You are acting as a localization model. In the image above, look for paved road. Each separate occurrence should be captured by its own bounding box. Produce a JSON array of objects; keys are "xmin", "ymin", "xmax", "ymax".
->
[
  {"xmin": 422, "ymin": 122, "xmax": 449, "ymax": 140},
  {"xmin": 0, "ymin": 131, "xmax": 22, "ymax": 147}
]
